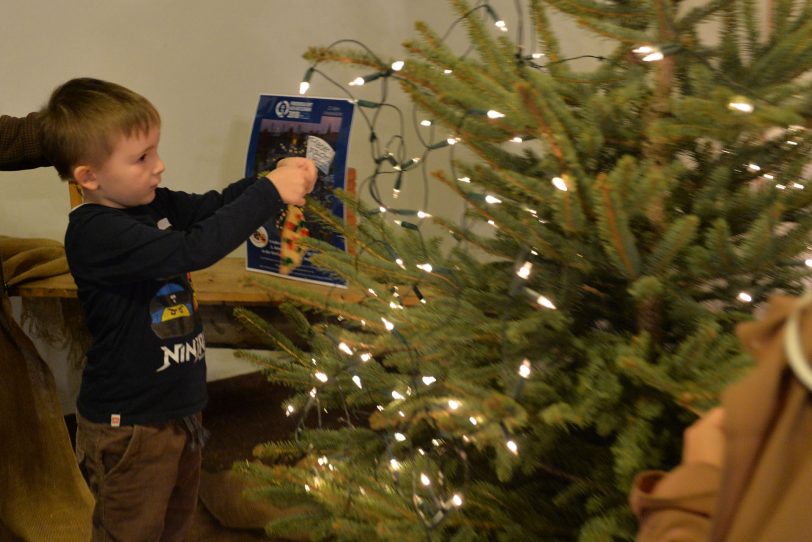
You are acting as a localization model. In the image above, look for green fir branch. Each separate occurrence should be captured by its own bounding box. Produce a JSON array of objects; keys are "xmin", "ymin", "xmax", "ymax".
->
[{"xmin": 593, "ymin": 173, "xmax": 642, "ymax": 279}]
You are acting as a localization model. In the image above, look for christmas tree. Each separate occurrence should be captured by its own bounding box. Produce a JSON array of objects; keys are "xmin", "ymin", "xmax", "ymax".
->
[{"xmin": 234, "ymin": 0, "xmax": 812, "ymax": 540}]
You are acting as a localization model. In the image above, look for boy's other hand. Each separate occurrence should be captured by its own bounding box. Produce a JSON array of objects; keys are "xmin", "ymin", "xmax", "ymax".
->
[{"xmin": 265, "ymin": 158, "xmax": 317, "ymax": 206}]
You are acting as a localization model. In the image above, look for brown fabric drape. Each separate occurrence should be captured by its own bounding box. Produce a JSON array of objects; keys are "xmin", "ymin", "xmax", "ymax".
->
[{"xmin": 0, "ymin": 236, "xmax": 92, "ymax": 540}]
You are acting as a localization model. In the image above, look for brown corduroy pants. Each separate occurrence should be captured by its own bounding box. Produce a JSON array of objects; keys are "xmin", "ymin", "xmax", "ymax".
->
[{"xmin": 75, "ymin": 414, "xmax": 202, "ymax": 542}]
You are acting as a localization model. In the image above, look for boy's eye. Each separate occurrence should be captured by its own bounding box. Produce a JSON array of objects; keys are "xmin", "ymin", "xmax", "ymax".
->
[{"xmin": 138, "ymin": 154, "xmax": 147, "ymax": 162}]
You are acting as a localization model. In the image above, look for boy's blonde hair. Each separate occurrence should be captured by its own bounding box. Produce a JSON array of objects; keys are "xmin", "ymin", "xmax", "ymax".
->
[{"xmin": 39, "ymin": 77, "xmax": 161, "ymax": 180}]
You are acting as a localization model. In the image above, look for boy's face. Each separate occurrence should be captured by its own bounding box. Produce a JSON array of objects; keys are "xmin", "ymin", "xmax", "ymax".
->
[{"xmin": 80, "ymin": 125, "xmax": 164, "ymax": 208}]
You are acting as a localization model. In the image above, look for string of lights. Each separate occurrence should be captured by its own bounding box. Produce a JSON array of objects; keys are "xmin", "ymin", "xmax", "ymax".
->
[{"xmin": 274, "ymin": 3, "xmax": 621, "ymax": 525}]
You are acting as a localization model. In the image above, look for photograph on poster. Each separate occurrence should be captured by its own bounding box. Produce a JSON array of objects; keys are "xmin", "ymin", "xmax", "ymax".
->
[{"xmin": 244, "ymin": 95, "xmax": 354, "ymax": 287}]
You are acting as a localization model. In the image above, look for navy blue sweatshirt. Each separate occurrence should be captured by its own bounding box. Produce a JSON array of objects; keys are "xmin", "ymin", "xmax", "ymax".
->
[{"xmin": 65, "ymin": 176, "xmax": 284, "ymax": 425}]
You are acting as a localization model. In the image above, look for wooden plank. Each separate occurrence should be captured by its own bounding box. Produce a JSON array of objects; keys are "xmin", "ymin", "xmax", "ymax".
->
[
  {"xmin": 10, "ymin": 257, "xmax": 366, "ymax": 305},
  {"xmin": 8, "ymin": 271, "xmax": 78, "ymax": 299}
]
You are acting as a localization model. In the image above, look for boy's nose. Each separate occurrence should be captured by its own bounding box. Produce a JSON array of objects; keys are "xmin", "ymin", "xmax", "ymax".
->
[{"xmin": 154, "ymin": 157, "xmax": 166, "ymax": 175}]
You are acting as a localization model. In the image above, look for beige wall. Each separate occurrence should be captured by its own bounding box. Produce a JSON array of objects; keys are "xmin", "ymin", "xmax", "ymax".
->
[{"xmin": 0, "ymin": 0, "xmax": 462, "ymax": 239}]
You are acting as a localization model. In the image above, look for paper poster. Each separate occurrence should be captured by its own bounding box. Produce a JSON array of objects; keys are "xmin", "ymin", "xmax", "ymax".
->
[{"xmin": 244, "ymin": 95, "xmax": 354, "ymax": 287}]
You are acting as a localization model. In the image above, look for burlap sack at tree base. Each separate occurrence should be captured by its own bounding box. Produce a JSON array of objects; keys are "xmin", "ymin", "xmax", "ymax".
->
[{"xmin": 199, "ymin": 467, "xmax": 312, "ymax": 540}]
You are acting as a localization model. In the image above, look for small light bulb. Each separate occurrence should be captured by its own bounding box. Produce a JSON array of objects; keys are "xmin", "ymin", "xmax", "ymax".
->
[
  {"xmin": 338, "ymin": 342, "xmax": 353, "ymax": 355},
  {"xmin": 360, "ymin": 352, "xmax": 372, "ymax": 362},
  {"xmin": 382, "ymin": 317, "xmax": 395, "ymax": 331},
  {"xmin": 728, "ymin": 96, "xmax": 754, "ymax": 113},
  {"xmin": 286, "ymin": 404, "xmax": 295, "ymax": 416},
  {"xmin": 368, "ymin": 288, "xmax": 378, "ymax": 297},
  {"xmin": 747, "ymin": 163, "xmax": 761, "ymax": 172},
  {"xmin": 793, "ymin": 182, "xmax": 804, "ymax": 189},
  {"xmin": 776, "ymin": 184, "xmax": 787, "ymax": 190},
  {"xmin": 763, "ymin": 174, "xmax": 775, "ymax": 180},
  {"xmin": 485, "ymin": 194, "xmax": 502, "ymax": 204},
  {"xmin": 805, "ymin": 259, "xmax": 812, "ymax": 268},
  {"xmin": 517, "ymin": 261, "xmax": 532, "ymax": 279},
  {"xmin": 315, "ymin": 372, "xmax": 329, "ymax": 383},
  {"xmin": 469, "ymin": 416, "xmax": 478, "ymax": 425},
  {"xmin": 392, "ymin": 390, "xmax": 405, "ymax": 400},
  {"xmin": 395, "ymin": 258, "xmax": 405, "ymax": 269},
  {"xmin": 633, "ymin": 45, "xmax": 664, "ymax": 62},
  {"xmin": 447, "ymin": 137, "xmax": 459, "ymax": 145},
  {"xmin": 443, "ymin": 69, "xmax": 453, "ymax": 75},
  {"xmin": 390, "ymin": 459, "xmax": 401, "ymax": 471},
  {"xmin": 379, "ymin": 206, "xmax": 387, "ymax": 214},
  {"xmin": 391, "ymin": 60, "xmax": 405, "ymax": 71},
  {"xmin": 737, "ymin": 292, "xmax": 753, "ymax": 303},
  {"xmin": 510, "ymin": 136, "xmax": 523, "ymax": 143},
  {"xmin": 304, "ymin": 483, "xmax": 311, "ymax": 492},
  {"xmin": 417, "ymin": 210, "xmax": 431, "ymax": 219},
  {"xmin": 420, "ymin": 119, "xmax": 432, "ymax": 127},
  {"xmin": 552, "ymin": 177, "xmax": 568, "ymax": 191},
  {"xmin": 352, "ymin": 375, "xmax": 363, "ymax": 389},
  {"xmin": 299, "ymin": 81, "xmax": 310, "ymax": 95},
  {"xmin": 420, "ymin": 473, "xmax": 431, "ymax": 486},
  {"xmin": 486, "ymin": 109, "xmax": 505, "ymax": 119},
  {"xmin": 506, "ymin": 440, "xmax": 519, "ymax": 454},
  {"xmin": 422, "ymin": 376, "xmax": 436, "ymax": 385},
  {"xmin": 494, "ymin": 20, "xmax": 507, "ymax": 32},
  {"xmin": 309, "ymin": 387, "xmax": 317, "ymax": 397},
  {"xmin": 452, "ymin": 494, "xmax": 463, "ymax": 507},
  {"xmin": 394, "ymin": 432, "xmax": 407, "ymax": 442},
  {"xmin": 417, "ymin": 263, "xmax": 433, "ymax": 273},
  {"xmin": 531, "ymin": 52, "xmax": 545, "ymax": 59},
  {"xmin": 457, "ymin": 176, "xmax": 471, "ymax": 183},
  {"xmin": 537, "ymin": 294, "xmax": 557, "ymax": 310},
  {"xmin": 448, "ymin": 399, "xmax": 461, "ymax": 410},
  {"xmin": 349, "ymin": 76, "xmax": 365, "ymax": 86},
  {"xmin": 519, "ymin": 359, "xmax": 532, "ymax": 378}
]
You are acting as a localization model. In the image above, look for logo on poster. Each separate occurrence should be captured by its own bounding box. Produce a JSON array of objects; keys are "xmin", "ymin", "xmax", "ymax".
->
[
  {"xmin": 274, "ymin": 99, "xmax": 314, "ymax": 120},
  {"xmin": 275, "ymin": 100, "xmax": 290, "ymax": 117}
]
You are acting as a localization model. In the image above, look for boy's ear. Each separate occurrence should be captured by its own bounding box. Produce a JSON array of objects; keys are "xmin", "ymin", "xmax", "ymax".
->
[{"xmin": 72, "ymin": 165, "xmax": 98, "ymax": 190}]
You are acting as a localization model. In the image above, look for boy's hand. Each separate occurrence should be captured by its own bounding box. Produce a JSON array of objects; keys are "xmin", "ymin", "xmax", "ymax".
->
[{"xmin": 265, "ymin": 158, "xmax": 317, "ymax": 206}]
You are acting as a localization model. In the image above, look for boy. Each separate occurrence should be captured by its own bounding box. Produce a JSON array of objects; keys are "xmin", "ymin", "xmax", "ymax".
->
[{"xmin": 38, "ymin": 77, "xmax": 316, "ymax": 541}]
